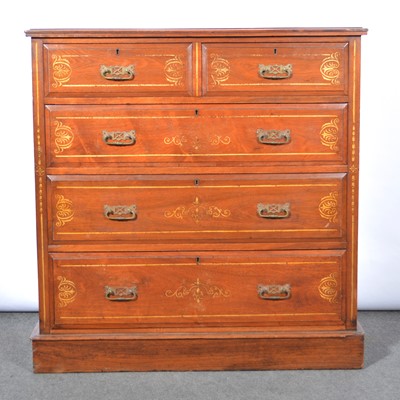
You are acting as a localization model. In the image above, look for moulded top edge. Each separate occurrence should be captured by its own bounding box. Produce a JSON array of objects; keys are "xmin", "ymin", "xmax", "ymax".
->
[{"xmin": 25, "ymin": 27, "xmax": 368, "ymax": 38}]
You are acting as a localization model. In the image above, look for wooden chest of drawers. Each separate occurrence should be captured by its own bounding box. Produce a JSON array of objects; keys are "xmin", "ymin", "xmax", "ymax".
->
[{"xmin": 26, "ymin": 28, "xmax": 367, "ymax": 372}]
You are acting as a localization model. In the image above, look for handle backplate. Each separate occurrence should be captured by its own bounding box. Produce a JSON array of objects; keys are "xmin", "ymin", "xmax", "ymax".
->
[
  {"xmin": 257, "ymin": 129, "xmax": 291, "ymax": 145},
  {"xmin": 100, "ymin": 64, "xmax": 135, "ymax": 81},
  {"xmin": 259, "ymin": 64, "xmax": 292, "ymax": 80},
  {"xmin": 258, "ymin": 284, "xmax": 291, "ymax": 300},
  {"xmin": 104, "ymin": 205, "xmax": 137, "ymax": 221},
  {"xmin": 103, "ymin": 130, "xmax": 136, "ymax": 146},
  {"xmin": 104, "ymin": 285, "xmax": 138, "ymax": 301},
  {"xmin": 257, "ymin": 203, "xmax": 290, "ymax": 219}
]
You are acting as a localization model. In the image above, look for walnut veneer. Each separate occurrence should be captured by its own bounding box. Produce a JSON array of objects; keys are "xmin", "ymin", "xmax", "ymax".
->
[{"xmin": 26, "ymin": 28, "xmax": 367, "ymax": 372}]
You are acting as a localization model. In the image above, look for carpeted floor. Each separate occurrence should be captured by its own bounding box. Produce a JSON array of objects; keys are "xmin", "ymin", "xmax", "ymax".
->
[{"xmin": 1, "ymin": 311, "xmax": 399, "ymax": 400}]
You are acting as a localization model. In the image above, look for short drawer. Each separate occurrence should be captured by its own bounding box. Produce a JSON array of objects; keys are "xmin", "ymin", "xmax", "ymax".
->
[
  {"xmin": 46, "ymin": 104, "xmax": 347, "ymax": 166},
  {"xmin": 44, "ymin": 43, "xmax": 193, "ymax": 97},
  {"xmin": 203, "ymin": 42, "xmax": 348, "ymax": 96},
  {"xmin": 51, "ymin": 250, "xmax": 346, "ymax": 330},
  {"xmin": 48, "ymin": 173, "xmax": 346, "ymax": 243}
]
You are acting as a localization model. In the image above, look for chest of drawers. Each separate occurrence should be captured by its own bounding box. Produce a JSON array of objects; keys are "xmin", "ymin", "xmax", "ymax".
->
[{"xmin": 26, "ymin": 28, "xmax": 367, "ymax": 372}]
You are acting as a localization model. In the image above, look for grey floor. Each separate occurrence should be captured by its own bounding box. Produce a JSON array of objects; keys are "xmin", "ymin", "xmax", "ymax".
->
[{"xmin": 1, "ymin": 312, "xmax": 399, "ymax": 400}]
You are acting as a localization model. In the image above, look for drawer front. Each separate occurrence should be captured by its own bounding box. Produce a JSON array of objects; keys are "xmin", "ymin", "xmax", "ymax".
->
[
  {"xmin": 203, "ymin": 43, "xmax": 348, "ymax": 96},
  {"xmin": 52, "ymin": 250, "xmax": 345, "ymax": 329},
  {"xmin": 49, "ymin": 174, "xmax": 346, "ymax": 242},
  {"xmin": 46, "ymin": 104, "xmax": 347, "ymax": 166},
  {"xmin": 44, "ymin": 43, "xmax": 192, "ymax": 96}
]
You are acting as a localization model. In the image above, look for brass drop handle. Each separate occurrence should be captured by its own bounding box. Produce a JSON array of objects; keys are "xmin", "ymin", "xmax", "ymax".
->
[
  {"xmin": 257, "ymin": 203, "xmax": 290, "ymax": 219},
  {"xmin": 104, "ymin": 205, "xmax": 137, "ymax": 221},
  {"xmin": 258, "ymin": 284, "xmax": 291, "ymax": 300},
  {"xmin": 257, "ymin": 129, "xmax": 291, "ymax": 145},
  {"xmin": 259, "ymin": 64, "xmax": 292, "ymax": 79},
  {"xmin": 104, "ymin": 285, "xmax": 138, "ymax": 301},
  {"xmin": 103, "ymin": 130, "xmax": 136, "ymax": 146},
  {"xmin": 100, "ymin": 64, "xmax": 135, "ymax": 81}
]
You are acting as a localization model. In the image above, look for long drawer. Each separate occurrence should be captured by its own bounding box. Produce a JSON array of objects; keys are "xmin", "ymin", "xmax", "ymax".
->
[
  {"xmin": 51, "ymin": 250, "xmax": 345, "ymax": 330},
  {"xmin": 203, "ymin": 42, "xmax": 348, "ymax": 96},
  {"xmin": 44, "ymin": 43, "xmax": 193, "ymax": 97},
  {"xmin": 48, "ymin": 174, "xmax": 346, "ymax": 243},
  {"xmin": 46, "ymin": 104, "xmax": 347, "ymax": 166}
]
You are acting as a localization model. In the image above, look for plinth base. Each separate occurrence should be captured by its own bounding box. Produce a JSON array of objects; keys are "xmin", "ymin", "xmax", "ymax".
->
[{"xmin": 31, "ymin": 323, "xmax": 364, "ymax": 373}]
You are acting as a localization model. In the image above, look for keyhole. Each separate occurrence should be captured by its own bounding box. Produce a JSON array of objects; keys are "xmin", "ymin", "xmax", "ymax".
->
[
  {"xmin": 194, "ymin": 178, "xmax": 200, "ymax": 186},
  {"xmin": 195, "ymin": 109, "xmax": 199, "ymax": 116},
  {"xmin": 274, "ymin": 48, "xmax": 277, "ymax": 55},
  {"xmin": 116, "ymin": 48, "xmax": 120, "ymax": 56},
  {"xmin": 196, "ymin": 257, "xmax": 200, "ymax": 265}
]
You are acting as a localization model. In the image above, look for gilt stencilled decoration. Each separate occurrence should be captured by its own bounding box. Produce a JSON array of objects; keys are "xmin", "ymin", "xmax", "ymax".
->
[
  {"xmin": 209, "ymin": 135, "xmax": 231, "ymax": 146},
  {"xmin": 52, "ymin": 55, "xmax": 72, "ymax": 88},
  {"xmin": 318, "ymin": 273, "xmax": 338, "ymax": 304},
  {"xmin": 164, "ymin": 55, "xmax": 184, "ymax": 86},
  {"xmin": 54, "ymin": 121, "xmax": 74, "ymax": 154},
  {"xmin": 55, "ymin": 194, "xmax": 74, "ymax": 227},
  {"xmin": 320, "ymin": 118, "xmax": 339, "ymax": 151},
  {"xmin": 164, "ymin": 196, "xmax": 231, "ymax": 224},
  {"xmin": 57, "ymin": 276, "xmax": 77, "ymax": 307},
  {"xmin": 36, "ymin": 165, "xmax": 45, "ymax": 177},
  {"xmin": 318, "ymin": 191, "xmax": 338, "ymax": 223},
  {"xmin": 320, "ymin": 52, "xmax": 340, "ymax": 85},
  {"xmin": 164, "ymin": 135, "xmax": 187, "ymax": 147},
  {"xmin": 164, "ymin": 134, "xmax": 231, "ymax": 151},
  {"xmin": 165, "ymin": 278, "xmax": 231, "ymax": 304},
  {"xmin": 35, "ymin": 122, "xmax": 45, "ymax": 177},
  {"xmin": 210, "ymin": 54, "xmax": 230, "ymax": 85}
]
